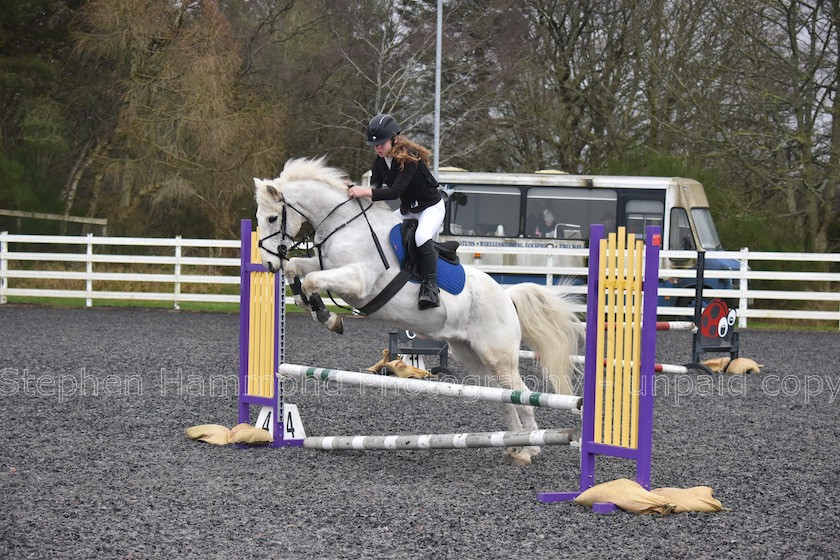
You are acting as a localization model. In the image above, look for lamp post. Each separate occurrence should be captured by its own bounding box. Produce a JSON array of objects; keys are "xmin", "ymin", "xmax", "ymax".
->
[{"xmin": 433, "ymin": 0, "xmax": 442, "ymax": 178}]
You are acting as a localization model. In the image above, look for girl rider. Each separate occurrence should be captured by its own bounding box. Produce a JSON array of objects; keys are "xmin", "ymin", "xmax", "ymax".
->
[{"xmin": 348, "ymin": 114, "xmax": 444, "ymax": 310}]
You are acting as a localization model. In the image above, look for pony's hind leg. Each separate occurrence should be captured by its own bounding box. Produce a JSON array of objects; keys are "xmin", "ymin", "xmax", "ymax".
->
[
  {"xmin": 448, "ymin": 340, "xmax": 540, "ymax": 466},
  {"xmin": 491, "ymin": 365, "xmax": 542, "ymax": 466},
  {"xmin": 480, "ymin": 344, "xmax": 544, "ymax": 465},
  {"xmin": 505, "ymin": 378, "xmax": 542, "ymax": 464},
  {"xmin": 497, "ymin": 402, "xmax": 540, "ymax": 466}
]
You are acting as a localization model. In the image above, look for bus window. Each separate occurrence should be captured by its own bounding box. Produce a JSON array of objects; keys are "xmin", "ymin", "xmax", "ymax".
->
[
  {"xmin": 691, "ymin": 208, "xmax": 723, "ymax": 249},
  {"xmin": 446, "ymin": 186, "xmax": 520, "ymax": 237},
  {"xmin": 526, "ymin": 187, "xmax": 617, "ymax": 239},
  {"xmin": 625, "ymin": 199, "xmax": 664, "ymax": 237},
  {"xmin": 669, "ymin": 208, "xmax": 696, "ymax": 251}
]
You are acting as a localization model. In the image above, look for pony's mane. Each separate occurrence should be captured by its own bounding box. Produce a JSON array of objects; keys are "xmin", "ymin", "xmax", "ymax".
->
[{"xmin": 278, "ymin": 157, "xmax": 348, "ymax": 192}]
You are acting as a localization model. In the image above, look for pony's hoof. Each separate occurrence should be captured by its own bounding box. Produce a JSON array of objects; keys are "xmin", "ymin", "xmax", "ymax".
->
[
  {"xmin": 504, "ymin": 447, "xmax": 533, "ymax": 467},
  {"xmin": 326, "ymin": 314, "xmax": 344, "ymax": 334}
]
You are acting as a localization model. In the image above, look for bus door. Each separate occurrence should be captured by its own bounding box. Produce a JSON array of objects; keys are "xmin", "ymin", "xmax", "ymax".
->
[{"xmin": 667, "ymin": 207, "xmax": 697, "ymax": 268}]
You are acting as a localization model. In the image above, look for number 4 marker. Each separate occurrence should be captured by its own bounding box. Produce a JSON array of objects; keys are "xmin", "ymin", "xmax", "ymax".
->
[{"xmin": 282, "ymin": 404, "xmax": 306, "ymax": 443}]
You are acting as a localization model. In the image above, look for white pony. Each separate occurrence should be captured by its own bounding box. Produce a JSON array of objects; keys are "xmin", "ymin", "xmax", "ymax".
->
[{"xmin": 254, "ymin": 157, "xmax": 583, "ymax": 465}]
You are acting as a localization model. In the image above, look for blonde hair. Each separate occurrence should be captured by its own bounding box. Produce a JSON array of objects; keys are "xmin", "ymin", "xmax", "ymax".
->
[{"xmin": 391, "ymin": 136, "xmax": 431, "ymax": 169}]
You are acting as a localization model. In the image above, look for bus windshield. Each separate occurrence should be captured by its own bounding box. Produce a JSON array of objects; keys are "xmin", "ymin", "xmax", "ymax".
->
[{"xmin": 691, "ymin": 208, "xmax": 723, "ymax": 249}]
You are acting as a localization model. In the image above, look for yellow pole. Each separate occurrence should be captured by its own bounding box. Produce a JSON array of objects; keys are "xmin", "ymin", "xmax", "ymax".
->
[
  {"xmin": 630, "ymin": 239, "xmax": 644, "ymax": 449},
  {"xmin": 602, "ymin": 231, "xmax": 618, "ymax": 445},
  {"xmin": 593, "ymin": 238, "xmax": 608, "ymax": 443}
]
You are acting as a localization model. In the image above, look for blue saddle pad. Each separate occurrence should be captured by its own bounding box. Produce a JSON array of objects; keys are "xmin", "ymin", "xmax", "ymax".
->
[{"xmin": 389, "ymin": 225, "xmax": 466, "ymax": 295}]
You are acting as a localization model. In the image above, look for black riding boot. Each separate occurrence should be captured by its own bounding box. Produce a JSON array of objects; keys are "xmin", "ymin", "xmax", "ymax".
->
[{"xmin": 416, "ymin": 240, "xmax": 440, "ymax": 310}]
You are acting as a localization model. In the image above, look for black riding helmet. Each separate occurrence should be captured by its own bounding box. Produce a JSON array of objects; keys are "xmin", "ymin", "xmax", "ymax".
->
[{"xmin": 366, "ymin": 114, "xmax": 401, "ymax": 146}]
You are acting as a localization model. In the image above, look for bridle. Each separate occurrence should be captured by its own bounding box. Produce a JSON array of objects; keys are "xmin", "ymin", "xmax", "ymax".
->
[
  {"xmin": 257, "ymin": 202, "xmax": 307, "ymax": 262},
  {"xmin": 258, "ymin": 196, "xmax": 389, "ymax": 270}
]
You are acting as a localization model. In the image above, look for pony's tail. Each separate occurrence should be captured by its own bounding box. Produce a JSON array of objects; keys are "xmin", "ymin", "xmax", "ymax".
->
[{"xmin": 505, "ymin": 283, "xmax": 584, "ymax": 395}]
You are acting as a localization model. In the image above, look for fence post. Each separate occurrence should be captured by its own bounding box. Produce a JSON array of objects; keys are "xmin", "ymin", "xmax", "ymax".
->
[
  {"xmin": 546, "ymin": 245, "xmax": 554, "ymax": 285},
  {"xmin": 174, "ymin": 235, "xmax": 182, "ymax": 310},
  {"xmin": 86, "ymin": 233, "xmax": 93, "ymax": 308},
  {"xmin": 0, "ymin": 231, "xmax": 7, "ymax": 304},
  {"xmin": 739, "ymin": 247, "xmax": 749, "ymax": 329}
]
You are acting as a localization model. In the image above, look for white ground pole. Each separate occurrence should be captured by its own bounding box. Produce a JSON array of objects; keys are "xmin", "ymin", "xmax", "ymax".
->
[
  {"xmin": 278, "ymin": 364, "xmax": 582, "ymax": 410},
  {"xmin": 304, "ymin": 429, "xmax": 578, "ymax": 451}
]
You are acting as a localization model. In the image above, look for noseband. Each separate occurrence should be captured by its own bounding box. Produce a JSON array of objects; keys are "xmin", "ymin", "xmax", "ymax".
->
[{"xmin": 257, "ymin": 203, "xmax": 307, "ymax": 261}]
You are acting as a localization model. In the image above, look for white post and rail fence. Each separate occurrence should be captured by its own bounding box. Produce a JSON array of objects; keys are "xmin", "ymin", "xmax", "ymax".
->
[{"xmin": 1, "ymin": 231, "xmax": 839, "ymax": 328}]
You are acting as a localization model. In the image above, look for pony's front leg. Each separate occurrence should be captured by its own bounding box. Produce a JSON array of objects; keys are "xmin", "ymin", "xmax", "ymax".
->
[
  {"xmin": 283, "ymin": 257, "xmax": 345, "ymax": 334},
  {"xmin": 292, "ymin": 262, "xmax": 367, "ymax": 335},
  {"xmin": 299, "ymin": 264, "xmax": 368, "ymax": 334},
  {"xmin": 284, "ymin": 257, "xmax": 320, "ymax": 312},
  {"xmin": 300, "ymin": 263, "xmax": 368, "ymax": 302}
]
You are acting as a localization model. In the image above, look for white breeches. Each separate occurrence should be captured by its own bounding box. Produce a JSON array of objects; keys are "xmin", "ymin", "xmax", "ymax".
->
[{"xmin": 394, "ymin": 199, "xmax": 446, "ymax": 246}]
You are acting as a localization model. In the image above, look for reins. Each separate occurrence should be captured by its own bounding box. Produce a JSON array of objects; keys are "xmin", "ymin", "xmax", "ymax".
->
[{"xmin": 310, "ymin": 198, "xmax": 390, "ymax": 272}]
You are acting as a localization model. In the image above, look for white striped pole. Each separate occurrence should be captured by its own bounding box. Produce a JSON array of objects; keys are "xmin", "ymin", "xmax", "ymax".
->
[
  {"xmin": 518, "ymin": 351, "xmax": 689, "ymax": 374},
  {"xmin": 653, "ymin": 321, "xmax": 695, "ymax": 331},
  {"xmin": 580, "ymin": 321, "xmax": 695, "ymax": 331},
  {"xmin": 278, "ymin": 364, "xmax": 582, "ymax": 411},
  {"xmin": 304, "ymin": 428, "xmax": 578, "ymax": 450}
]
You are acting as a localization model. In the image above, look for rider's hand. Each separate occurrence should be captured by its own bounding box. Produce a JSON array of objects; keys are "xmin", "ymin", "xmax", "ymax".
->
[{"xmin": 348, "ymin": 186, "xmax": 372, "ymax": 199}]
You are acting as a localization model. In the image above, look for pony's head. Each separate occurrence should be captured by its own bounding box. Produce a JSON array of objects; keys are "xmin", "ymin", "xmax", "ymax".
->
[
  {"xmin": 253, "ymin": 157, "xmax": 349, "ymax": 271},
  {"xmin": 253, "ymin": 176, "xmax": 297, "ymax": 272}
]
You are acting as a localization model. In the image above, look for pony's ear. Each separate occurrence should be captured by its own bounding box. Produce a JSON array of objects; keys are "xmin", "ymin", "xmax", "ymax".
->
[{"xmin": 253, "ymin": 178, "xmax": 282, "ymax": 201}]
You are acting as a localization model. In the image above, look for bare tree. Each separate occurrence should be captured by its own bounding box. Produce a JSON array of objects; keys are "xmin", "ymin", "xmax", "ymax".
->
[
  {"xmin": 660, "ymin": 0, "xmax": 839, "ymax": 252},
  {"xmin": 304, "ymin": 0, "xmax": 531, "ymax": 176},
  {"xmin": 474, "ymin": 0, "xmax": 646, "ymax": 173},
  {"xmin": 71, "ymin": 0, "xmax": 289, "ymax": 236}
]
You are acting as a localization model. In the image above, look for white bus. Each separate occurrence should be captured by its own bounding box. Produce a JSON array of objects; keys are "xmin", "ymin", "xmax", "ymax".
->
[{"xmin": 364, "ymin": 168, "xmax": 738, "ymax": 306}]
